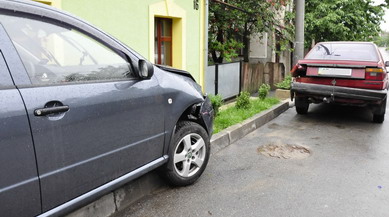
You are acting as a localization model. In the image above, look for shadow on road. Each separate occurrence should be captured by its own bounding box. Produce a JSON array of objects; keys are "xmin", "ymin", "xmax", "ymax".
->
[{"xmin": 294, "ymin": 103, "xmax": 377, "ymax": 124}]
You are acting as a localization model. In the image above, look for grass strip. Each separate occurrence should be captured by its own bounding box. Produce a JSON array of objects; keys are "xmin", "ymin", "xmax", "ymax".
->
[{"xmin": 213, "ymin": 97, "xmax": 280, "ymax": 134}]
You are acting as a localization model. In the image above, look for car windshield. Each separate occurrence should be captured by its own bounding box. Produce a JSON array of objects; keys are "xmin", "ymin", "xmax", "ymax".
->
[{"xmin": 305, "ymin": 43, "xmax": 379, "ymax": 62}]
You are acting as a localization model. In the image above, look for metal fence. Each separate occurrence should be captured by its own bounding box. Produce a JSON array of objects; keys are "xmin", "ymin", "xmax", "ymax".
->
[{"xmin": 204, "ymin": 62, "xmax": 241, "ymax": 100}]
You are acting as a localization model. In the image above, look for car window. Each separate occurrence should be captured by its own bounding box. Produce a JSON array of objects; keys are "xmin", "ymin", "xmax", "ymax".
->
[
  {"xmin": 305, "ymin": 43, "xmax": 379, "ymax": 62},
  {"xmin": 0, "ymin": 14, "xmax": 134, "ymax": 85}
]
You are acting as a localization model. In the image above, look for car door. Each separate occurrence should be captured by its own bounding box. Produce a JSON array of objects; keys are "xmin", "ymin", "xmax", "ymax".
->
[
  {"xmin": 0, "ymin": 14, "xmax": 165, "ymax": 211},
  {"xmin": 0, "ymin": 39, "xmax": 41, "ymax": 216}
]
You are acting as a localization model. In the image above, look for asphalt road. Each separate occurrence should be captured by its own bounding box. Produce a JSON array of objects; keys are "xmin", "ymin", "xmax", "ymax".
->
[
  {"xmin": 115, "ymin": 102, "xmax": 389, "ymax": 217},
  {"xmin": 115, "ymin": 49, "xmax": 389, "ymax": 217}
]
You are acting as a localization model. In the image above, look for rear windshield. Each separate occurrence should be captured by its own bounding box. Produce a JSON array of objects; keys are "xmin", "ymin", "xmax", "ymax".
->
[{"xmin": 305, "ymin": 43, "xmax": 379, "ymax": 62}]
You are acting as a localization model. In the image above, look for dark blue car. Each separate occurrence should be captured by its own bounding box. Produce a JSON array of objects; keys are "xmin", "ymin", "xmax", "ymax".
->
[{"xmin": 0, "ymin": 1, "xmax": 213, "ymax": 216}]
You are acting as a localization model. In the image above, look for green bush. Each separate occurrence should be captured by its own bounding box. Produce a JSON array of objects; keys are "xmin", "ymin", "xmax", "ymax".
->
[
  {"xmin": 258, "ymin": 83, "xmax": 271, "ymax": 100},
  {"xmin": 236, "ymin": 91, "xmax": 251, "ymax": 109},
  {"xmin": 209, "ymin": 94, "xmax": 223, "ymax": 116},
  {"xmin": 275, "ymin": 75, "xmax": 292, "ymax": 90}
]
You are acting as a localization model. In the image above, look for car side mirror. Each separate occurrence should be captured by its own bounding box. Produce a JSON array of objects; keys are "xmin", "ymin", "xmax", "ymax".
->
[
  {"xmin": 138, "ymin": 59, "xmax": 154, "ymax": 79},
  {"xmin": 385, "ymin": 61, "xmax": 389, "ymax": 68}
]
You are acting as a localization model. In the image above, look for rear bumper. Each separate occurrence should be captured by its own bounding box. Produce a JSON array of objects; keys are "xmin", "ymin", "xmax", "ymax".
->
[{"xmin": 291, "ymin": 82, "xmax": 387, "ymax": 102}]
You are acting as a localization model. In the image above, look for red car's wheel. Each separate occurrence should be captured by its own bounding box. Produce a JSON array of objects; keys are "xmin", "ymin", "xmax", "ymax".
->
[
  {"xmin": 373, "ymin": 98, "xmax": 386, "ymax": 123},
  {"xmin": 295, "ymin": 97, "xmax": 309, "ymax": 115}
]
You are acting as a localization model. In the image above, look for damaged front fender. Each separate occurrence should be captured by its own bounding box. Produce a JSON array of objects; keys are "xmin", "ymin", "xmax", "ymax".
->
[{"xmin": 199, "ymin": 95, "xmax": 214, "ymax": 136}]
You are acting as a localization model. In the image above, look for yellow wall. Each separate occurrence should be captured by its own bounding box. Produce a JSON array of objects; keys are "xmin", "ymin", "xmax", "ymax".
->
[
  {"xmin": 35, "ymin": 0, "xmax": 61, "ymax": 7},
  {"xmin": 33, "ymin": 0, "xmax": 207, "ymax": 90},
  {"xmin": 149, "ymin": 0, "xmax": 186, "ymax": 70}
]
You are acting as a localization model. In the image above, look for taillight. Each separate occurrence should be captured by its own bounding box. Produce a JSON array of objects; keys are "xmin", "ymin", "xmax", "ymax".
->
[
  {"xmin": 291, "ymin": 64, "xmax": 298, "ymax": 77},
  {"xmin": 291, "ymin": 64, "xmax": 307, "ymax": 77},
  {"xmin": 365, "ymin": 67, "xmax": 385, "ymax": 80}
]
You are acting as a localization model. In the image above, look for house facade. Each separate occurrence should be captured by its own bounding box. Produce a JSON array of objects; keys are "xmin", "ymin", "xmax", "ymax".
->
[
  {"xmin": 249, "ymin": 2, "xmax": 293, "ymax": 74},
  {"xmin": 33, "ymin": 0, "xmax": 208, "ymax": 88}
]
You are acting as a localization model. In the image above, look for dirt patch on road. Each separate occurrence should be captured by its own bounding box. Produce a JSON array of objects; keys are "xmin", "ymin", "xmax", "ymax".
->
[
  {"xmin": 257, "ymin": 143, "xmax": 311, "ymax": 159},
  {"xmin": 268, "ymin": 123, "xmax": 281, "ymax": 129}
]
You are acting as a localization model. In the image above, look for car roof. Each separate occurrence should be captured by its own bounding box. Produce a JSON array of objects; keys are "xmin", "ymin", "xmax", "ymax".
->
[
  {"xmin": 314, "ymin": 41, "xmax": 379, "ymax": 54},
  {"xmin": 305, "ymin": 41, "xmax": 381, "ymax": 62},
  {"xmin": 317, "ymin": 41, "xmax": 376, "ymax": 45},
  {"xmin": 0, "ymin": 0, "xmax": 144, "ymax": 59}
]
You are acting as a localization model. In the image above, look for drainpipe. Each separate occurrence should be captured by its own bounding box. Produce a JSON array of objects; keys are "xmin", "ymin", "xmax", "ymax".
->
[
  {"xmin": 204, "ymin": 0, "xmax": 209, "ymax": 92},
  {"xmin": 293, "ymin": 0, "xmax": 305, "ymax": 65}
]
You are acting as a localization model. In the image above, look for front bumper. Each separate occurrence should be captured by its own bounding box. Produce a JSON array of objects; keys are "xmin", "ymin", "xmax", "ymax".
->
[
  {"xmin": 291, "ymin": 82, "xmax": 387, "ymax": 102},
  {"xmin": 200, "ymin": 95, "xmax": 214, "ymax": 136}
]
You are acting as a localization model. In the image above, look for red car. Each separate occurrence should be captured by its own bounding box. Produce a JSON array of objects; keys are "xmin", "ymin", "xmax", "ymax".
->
[{"xmin": 291, "ymin": 42, "xmax": 389, "ymax": 123}]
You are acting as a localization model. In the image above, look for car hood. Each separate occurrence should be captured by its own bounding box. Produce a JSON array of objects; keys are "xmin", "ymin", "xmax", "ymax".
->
[{"xmin": 155, "ymin": 64, "xmax": 196, "ymax": 82}]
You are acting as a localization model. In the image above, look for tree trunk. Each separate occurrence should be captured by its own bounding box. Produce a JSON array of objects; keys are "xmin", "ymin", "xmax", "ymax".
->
[
  {"xmin": 242, "ymin": 22, "xmax": 250, "ymax": 62},
  {"xmin": 213, "ymin": 28, "xmax": 224, "ymax": 63},
  {"xmin": 211, "ymin": 50, "xmax": 218, "ymax": 64}
]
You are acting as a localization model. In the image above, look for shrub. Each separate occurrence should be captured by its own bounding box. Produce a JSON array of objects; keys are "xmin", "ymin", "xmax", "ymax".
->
[
  {"xmin": 275, "ymin": 75, "xmax": 292, "ymax": 90},
  {"xmin": 258, "ymin": 83, "xmax": 271, "ymax": 100},
  {"xmin": 236, "ymin": 91, "xmax": 251, "ymax": 109},
  {"xmin": 209, "ymin": 94, "xmax": 223, "ymax": 116}
]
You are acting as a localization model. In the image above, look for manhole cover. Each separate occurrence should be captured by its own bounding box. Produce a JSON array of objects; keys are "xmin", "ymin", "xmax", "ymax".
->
[{"xmin": 257, "ymin": 143, "xmax": 311, "ymax": 159}]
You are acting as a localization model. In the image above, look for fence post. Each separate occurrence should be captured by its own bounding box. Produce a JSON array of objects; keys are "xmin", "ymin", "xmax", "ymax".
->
[
  {"xmin": 239, "ymin": 60, "xmax": 242, "ymax": 93},
  {"xmin": 215, "ymin": 64, "xmax": 219, "ymax": 95}
]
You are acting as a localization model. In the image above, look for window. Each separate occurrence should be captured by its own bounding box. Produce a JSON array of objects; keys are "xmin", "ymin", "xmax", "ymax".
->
[
  {"xmin": 155, "ymin": 18, "xmax": 172, "ymax": 66},
  {"xmin": 0, "ymin": 14, "xmax": 133, "ymax": 85},
  {"xmin": 305, "ymin": 43, "xmax": 379, "ymax": 62}
]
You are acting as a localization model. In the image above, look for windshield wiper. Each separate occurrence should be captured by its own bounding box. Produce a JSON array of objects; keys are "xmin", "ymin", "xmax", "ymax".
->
[{"xmin": 319, "ymin": 44, "xmax": 331, "ymax": 55}]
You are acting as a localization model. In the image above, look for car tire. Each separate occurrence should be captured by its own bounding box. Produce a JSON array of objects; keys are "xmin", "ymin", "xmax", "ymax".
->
[
  {"xmin": 373, "ymin": 98, "xmax": 386, "ymax": 123},
  {"xmin": 295, "ymin": 97, "xmax": 309, "ymax": 115},
  {"xmin": 163, "ymin": 121, "xmax": 210, "ymax": 186},
  {"xmin": 373, "ymin": 113, "xmax": 385, "ymax": 123}
]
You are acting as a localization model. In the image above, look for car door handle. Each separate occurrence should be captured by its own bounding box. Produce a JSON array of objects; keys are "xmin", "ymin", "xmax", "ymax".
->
[{"xmin": 34, "ymin": 105, "xmax": 69, "ymax": 116}]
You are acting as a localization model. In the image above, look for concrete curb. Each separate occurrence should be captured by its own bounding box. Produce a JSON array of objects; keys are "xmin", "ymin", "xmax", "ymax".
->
[
  {"xmin": 67, "ymin": 100, "xmax": 291, "ymax": 217},
  {"xmin": 67, "ymin": 171, "xmax": 166, "ymax": 217}
]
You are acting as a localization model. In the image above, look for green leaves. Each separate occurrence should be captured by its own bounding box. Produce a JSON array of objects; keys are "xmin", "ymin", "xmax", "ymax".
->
[
  {"xmin": 209, "ymin": 39, "xmax": 243, "ymax": 62},
  {"xmin": 208, "ymin": 0, "xmax": 294, "ymax": 63},
  {"xmin": 209, "ymin": 94, "xmax": 223, "ymax": 116},
  {"xmin": 374, "ymin": 32, "xmax": 389, "ymax": 48},
  {"xmin": 258, "ymin": 83, "xmax": 271, "ymax": 100},
  {"xmin": 275, "ymin": 75, "xmax": 292, "ymax": 90},
  {"xmin": 305, "ymin": 0, "xmax": 385, "ymax": 47},
  {"xmin": 236, "ymin": 91, "xmax": 251, "ymax": 109}
]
